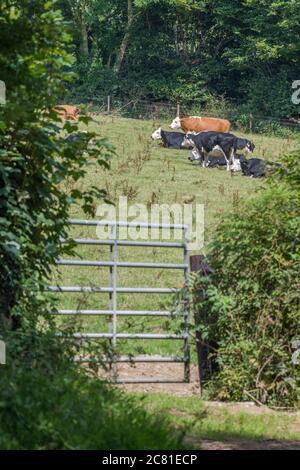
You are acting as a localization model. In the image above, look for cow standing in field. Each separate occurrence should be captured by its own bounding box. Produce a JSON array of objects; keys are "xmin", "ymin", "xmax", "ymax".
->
[
  {"xmin": 170, "ymin": 116, "xmax": 231, "ymax": 134},
  {"xmin": 186, "ymin": 133, "xmax": 255, "ymax": 170},
  {"xmin": 182, "ymin": 131, "xmax": 239, "ymax": 171},
  {"xmin": 188, "ymin": 137, "xmax": 255, "ymax": 160},
  {"xmin": 151, "ymin": 127, "xmax": 193, "ymax": 149}
]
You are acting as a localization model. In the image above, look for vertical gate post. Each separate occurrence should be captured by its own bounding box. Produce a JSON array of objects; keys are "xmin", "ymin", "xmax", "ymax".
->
[
  {"xmin": 108, "ymin": 226, "xmax": 114, "ymax": 367},
  {"xmin": 108, "ymin": 223, "xmax": 118, "ymax": 379},
  {"xmin": 112, "ymin": 223, "xmax": 118, "ymax": 380},
  {"xmin": 183, "ymin": 227, "xmax": 190, "ymax": 383},
  {"xmin": 112, "ymin": 223, "xmax": 118, "ymax": 349}
]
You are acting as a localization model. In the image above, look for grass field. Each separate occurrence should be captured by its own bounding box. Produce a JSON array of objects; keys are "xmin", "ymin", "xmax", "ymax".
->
[
  {"xmin": 136, "ymin": 393, "xmax": 300, "ymax": 448},
  {"xmin": 51, "ymin": 116, "xmax": 300, "ymax": 373}
]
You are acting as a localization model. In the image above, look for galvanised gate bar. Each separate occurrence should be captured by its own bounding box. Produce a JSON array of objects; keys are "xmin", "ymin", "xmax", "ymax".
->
[{"xmin": 48, "ymin": 219, "xmax": 191, "ymax": 383}]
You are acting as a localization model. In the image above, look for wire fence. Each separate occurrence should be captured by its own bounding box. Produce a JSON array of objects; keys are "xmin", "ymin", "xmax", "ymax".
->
[{"xmin": 84, "ymin": 97, "xmax": 300, "ymax": 135}]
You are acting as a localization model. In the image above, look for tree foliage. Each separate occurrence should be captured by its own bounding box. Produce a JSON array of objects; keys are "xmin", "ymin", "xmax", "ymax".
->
[
  {"xmin": 57, "ymin": 0, "xmax": 300, "ymax": 117},
  {"xmin": 0, "ymin": 0, "xmax": 112, "ymax": 331}
]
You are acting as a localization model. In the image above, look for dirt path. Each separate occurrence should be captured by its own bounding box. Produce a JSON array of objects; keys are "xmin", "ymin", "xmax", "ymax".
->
[
  {"xmin": 196, "ymin": 439, "xmax": 300, "ymax": 450},
  {"xmin": 115, "ymin": 363, "xmax": 201, "ymax": 396}
]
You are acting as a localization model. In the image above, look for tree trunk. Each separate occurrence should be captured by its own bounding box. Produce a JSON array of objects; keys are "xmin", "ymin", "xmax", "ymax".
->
[
  {"xmin": 67, "ymin": 0, "xmax": 89, "ymax": 57},
  {"xmin": 79, "ymin": 16, "xmax": 89, "ymax": 56},
  {"xmin": 114, "ymin": 0, "xmax": 134, "ymax": 73},
  {"xmin": 174, "ymin": 19, "xmax": 179, "ymax": 56}
]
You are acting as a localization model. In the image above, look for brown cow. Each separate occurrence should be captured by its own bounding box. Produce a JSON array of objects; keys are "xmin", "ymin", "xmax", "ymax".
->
[
  {"xmin": 170, "ymin": 115, "xmax": 231, "ymax": 134},
  {"xmin": 53, "ymin": 104, "xmax": 79, "ymax": 121}
]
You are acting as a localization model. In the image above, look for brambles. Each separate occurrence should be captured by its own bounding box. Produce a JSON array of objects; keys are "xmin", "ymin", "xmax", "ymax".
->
[{"xmin": 192, "ymin": 152, "xmax": 300, "ymax": 407}]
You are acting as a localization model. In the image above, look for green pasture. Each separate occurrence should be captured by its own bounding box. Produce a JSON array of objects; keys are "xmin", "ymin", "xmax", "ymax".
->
[{"xmin": 50, "ymin": 116, "xmax": 300, "ymax": 371}]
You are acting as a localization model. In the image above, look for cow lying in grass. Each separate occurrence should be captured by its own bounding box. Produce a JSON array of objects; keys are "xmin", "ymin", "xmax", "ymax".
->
[
  {"xmin": 188, "ymin": 150, "xmax": 246, "ymax": 172},
  {"xmin": 188, "ymin": 150, "xmax": 279, "ymax": 178},
  {"xmin": 151, "ymin": 128, "xmax": 193, "ymax": 149},
  {"xmin": 241, "ymin": 158, "xmax": 280, "ymax": 178},
  {"xmin": 241, "ymin": 158, "xmax": 266, "ymax": 177}
]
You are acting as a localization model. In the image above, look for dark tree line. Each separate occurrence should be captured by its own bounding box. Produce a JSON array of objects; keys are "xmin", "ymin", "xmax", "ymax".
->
[{"xmin": 59, "ymin": 0, "xmax": 300, "ymax": 117}]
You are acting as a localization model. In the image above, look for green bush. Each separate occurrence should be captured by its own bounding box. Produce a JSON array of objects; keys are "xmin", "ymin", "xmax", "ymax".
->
[
  {"xmin": 0, "ymin": 365, "xmax": 184, "ymax": 450},
  {"xmin": 0, "ymin": 329, "xmax": 185, "ymax": 450},
  {"xmin": 192, "ymin": 152, "xmax": 300, "ymax": 407}
]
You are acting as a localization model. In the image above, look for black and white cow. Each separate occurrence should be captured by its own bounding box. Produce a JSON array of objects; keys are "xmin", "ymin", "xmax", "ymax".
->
[
  {"xmin": 236, "ymin": 138, "xmax": 255, "ymax": 154},
  {"xmin": 240, "ymin": 158, "xmax": 281, "ymax": 178},
  {"xmin": 151, "ymin": 127, "xmax": 193, "ymax": 149},
  {"xmin": 183, "ymin": 132, "xmax": 255, "ymax": 170},
  {"xmin": 240, "ymin": 158, "xmax": 265, "ymax": 177},
  {"xmin": 188, "ymin": 136, "xmax": 255, "ymax": 158},
  {"xmin": 182, "ymin": 131, "xmax": 239, "ymax": 170},
  {"xmin": 188, "ymin": 150, "xmax": 246, "ymax": 172}
]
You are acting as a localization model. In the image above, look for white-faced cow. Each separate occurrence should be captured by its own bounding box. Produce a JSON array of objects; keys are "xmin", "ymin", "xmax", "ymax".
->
[
  {"xmin": 170, "ymin": 116, "xmax": 231, "ymax": 134},
  {"xmin": 151, "ymin": 128, "xmax": 191, "ymax": 149}
]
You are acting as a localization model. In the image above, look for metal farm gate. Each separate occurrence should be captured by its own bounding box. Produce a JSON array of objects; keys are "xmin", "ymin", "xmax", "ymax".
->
[{"xmin": 48, "ymin": 219, "xmax": 190, "ymax": 383}]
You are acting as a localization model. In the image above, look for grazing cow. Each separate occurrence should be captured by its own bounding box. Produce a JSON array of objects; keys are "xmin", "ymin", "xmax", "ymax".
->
[
  {"xmin": 170, "ymin": 116, "xmax": 231, "ymax": 134},
  {"xmin": 182, "ymin": 131, "xmax": 238, "ymax": 170},
  {"xmin": 151, "ymin": 128, "xmax": 191, "ymax": 149},
  {"xmin": 236, "ymin": 138, "xmax": 255, "ymax": 154},
  {"xmin": 188, "ymin": 149, "xmax": 202, "ymax": 162},
  {"xmin": 53, "ymin": 104, "xmax": 79, "ymax": 121}
]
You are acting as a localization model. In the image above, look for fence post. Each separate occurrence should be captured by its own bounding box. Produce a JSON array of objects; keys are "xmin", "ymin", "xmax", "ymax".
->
[
  {"xmin": 189, "ymin": 254, "xmax": 214, "ymax": 394},
  {"xmin": 177, "ymin": 103, "xmax": 180, "ymax": 117},
  {"xmin": 249, "ymin": 114, "xmax": 253, "ymax": 133},
  {"xmin": 107, "ymin": 95, "xmax": 111, "ymax": 114}
]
